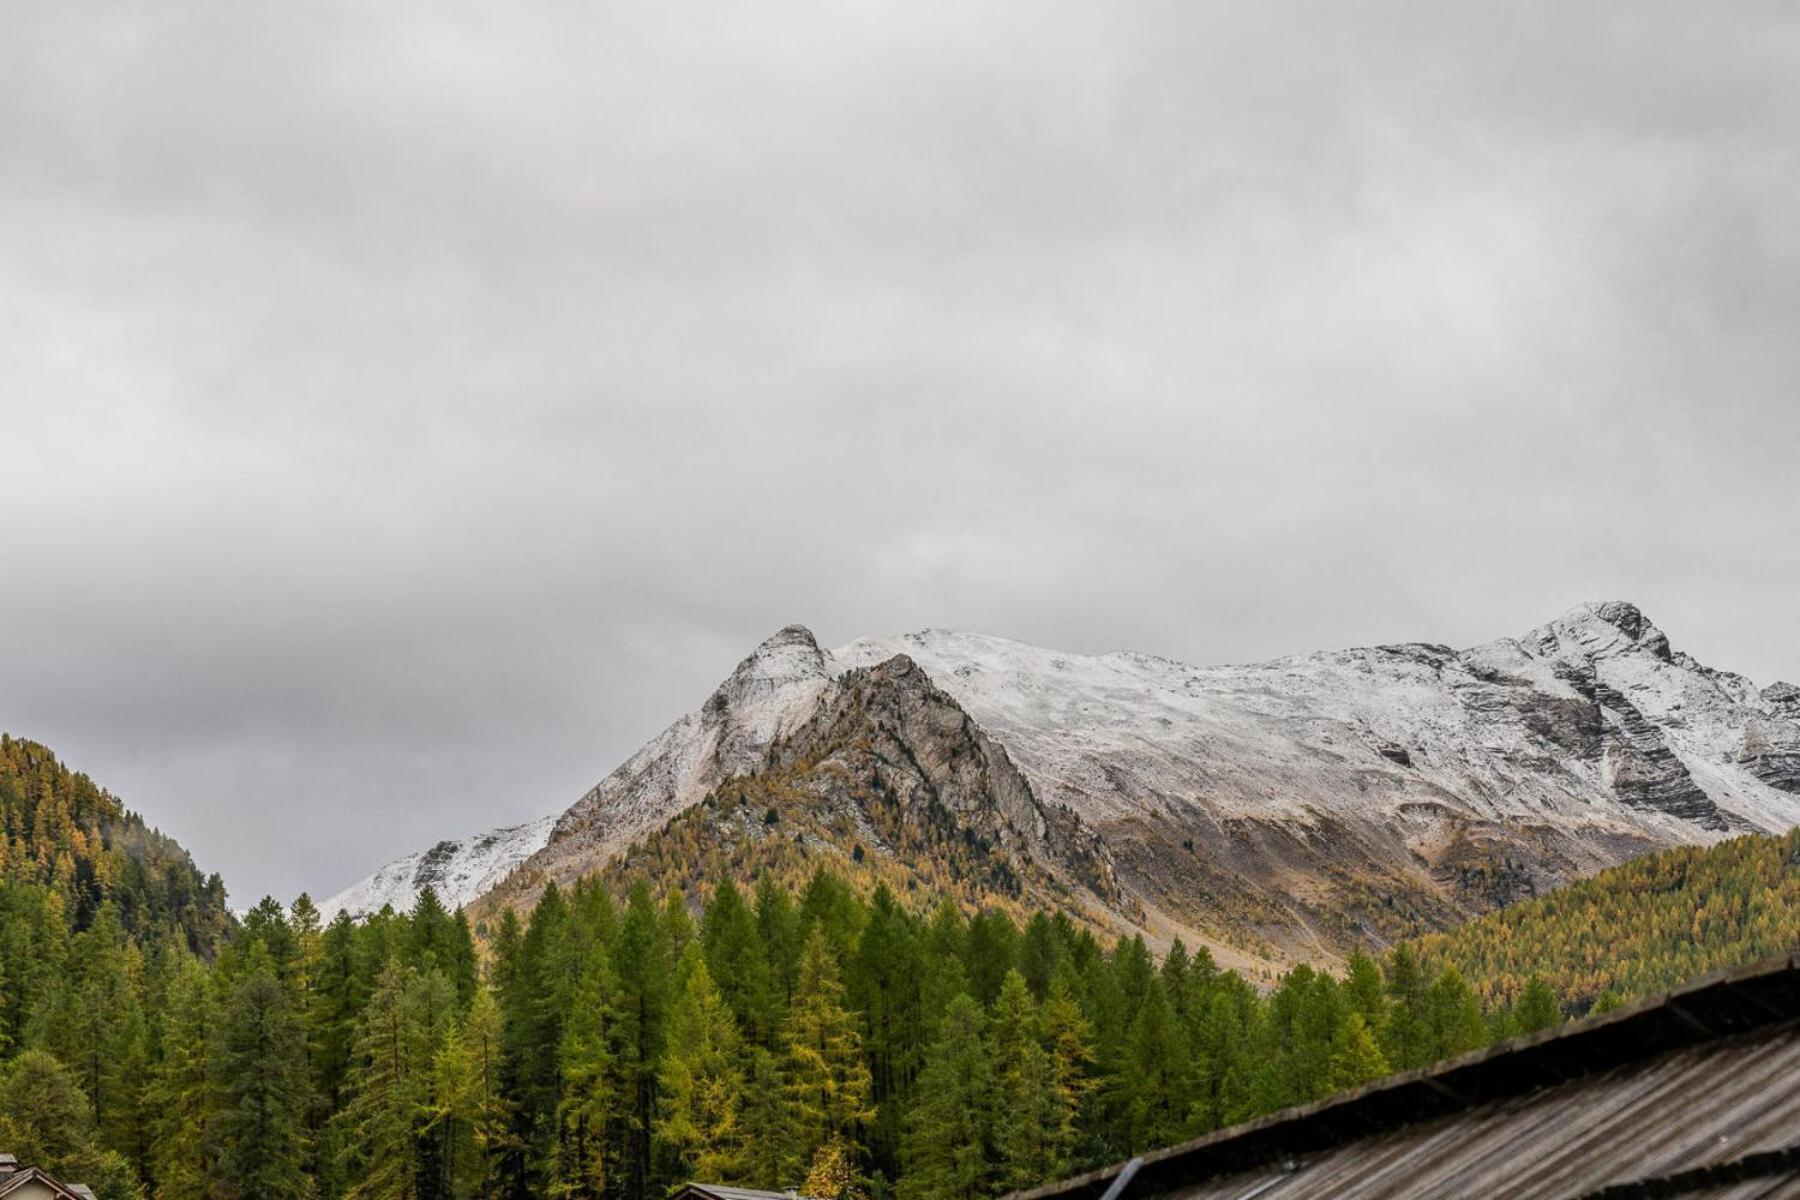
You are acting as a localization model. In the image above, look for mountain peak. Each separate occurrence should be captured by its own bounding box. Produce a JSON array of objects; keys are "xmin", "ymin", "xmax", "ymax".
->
[
  {"xmin": 1533, "ymin": 600, "xmax": 1674, "ymax": 663},
  {"xmin": 707, "ymin": 623, "xmax": 831, "ymax": 716},
  {"xmin": 761, "ymin": 623, "xmax": 822, "ymax": 652}
]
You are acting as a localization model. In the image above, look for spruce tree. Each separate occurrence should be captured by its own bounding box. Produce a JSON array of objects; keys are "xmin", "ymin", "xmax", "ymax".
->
[
  {"xmin": 786, "ymin": 927, "xmax": 874, "ymax": 1171},
  {"xmin": 990, "ymin": 971, "xmax": 1060, "ymax": 1191},
  {"xmin": 217, "ymin": 962, "xmax": 313, "ymax": 1200},
  {"xmin": 739, "ymin": 1048, "xmax": 796, "ymax": 1190},
  {"xmin": 1425, "ymin": 967, "xmax": 1488, "ymax": 1061},
  {"xmin": 1116, "ymin": 977, "xmax": 1191, "ymax": 1151},
  {"xmin": 1038, "ymin": 973, "xmax": 1097, "ymax": 1174},
  {"xmin": 898, "ymin": 994, "xmax": 991, "ymax": 1200},
  {"xmin": 1511, "ymin": 975, "xmax": 1562, "ymax": 1035},
  {"xmin": 336, "ymin": 958, "xmax": 423, "ymax": 1200},
  {"xmin": 1323, "ymin": 1013, "xmax": 1389, "ymax": 1093},
  {"xmin": 657, "ymin": 949, "xmax": 748, "ymax": 1183},
  {"xmin": 431, "ymin": 986, "xmax": 512, "ymax": 1200},
  {"xmin": 551, "ymin": 948, "xmax": 616, "ymax": 1198},
  {"xmin": 700, "ymin": 879, "xmax": 778, "ymax": 1044},
  {"xmin": 149, "ymin": 955, "xmax": 220, "ymax": 1198},
  {"xmin": 613, "ymin": 881, "xmax": 672, "ymax": 1200},
  {"xmin": 1382, "ymin": 946, "xmax": 1432, "ymax": 1070}
]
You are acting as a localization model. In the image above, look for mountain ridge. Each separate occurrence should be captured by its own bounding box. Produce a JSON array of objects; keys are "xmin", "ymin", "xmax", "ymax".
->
[{"xmin": 319, "ymin": 602, "xmax": 1800, "ymax": 968}]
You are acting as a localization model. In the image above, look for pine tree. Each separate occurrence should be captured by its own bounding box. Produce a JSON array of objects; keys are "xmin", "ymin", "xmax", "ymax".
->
[
  {"xmin": 431, "ymin": 986, "xmax": 512, "ymax": 1200},
  {"xmin": 551, "ymin": 948, "xmax": 616, "ymax": 1198},
  {"xmin": 1117, "ymin": 977, "xmax": 1191, "ymax": 1150},
  {"xmin": 1425, "ymin": 967, "xmax": 1488, "ymax": 1061},
  {"xmin": 701, "ymin": 879, "xmax": 779, "ymax": 1045},
  {"xmin": 804, "ymin": 1135, "xmax": 867, "ymax": 1200},
  {"xmin": 739, "ymin": 1048, "xmax": 796, "ymax": 1190},
  {"xmin": 0, "ymin": 1049, "xmax": 143, "ymax": 1200},
  {"xmin": 610, "ymin": 881, "xmax": 674, "ymax": 1200},
  {"xmin": 755, "ymin": 873, "xmax": 803, "ymax": 1012},
  {"xmin": 217, "ymin": 962, "xmax": 313, "ymax": 1200},
  {"xmin": 918, "ymin": 902, "xmax": 970, "ymax": 1044},
  {"xmin": 1323, "ymin": 1013, "xmax": 1389, "ymax": 1093},
  {"xmin": 337, "ymin": 958, "xmax": 422, "ymax": 1200},
  {"xmin": 898, "ymin": 994, "xmax": 991, "ymax": 1200},
  {"xmin": 657, "ymin": 949, "xmax": 748, "ymax": 1183},
  {"xmin": 1382, "ymin": 946, "xmax": 1432, "ymax": 1070},
  {"xmin": 798, "ymin": 867, "xmax": 864, "ymax": 962},
  {"xmin": 1188, "ymin": 983, "xmax": 1254, "ymax": 1133},
  {"xmin": 149, "ymin": 955, "xmax": 220, "ymax": 1198},
  {"xmin": 1038, "ymin": 974, "xmax": 1097, "ymax": 1175},
  {"xmin": 503, "ymin": 882, "xmax": 579, "ymax": 1192},
  {"xmin": 405, "ymin": 967, "xmax": 459, "ymax": 1195},
  {"xmin": 845, "ymin": 884, "xmax": 925, "ymax": 1178},
  {"xmin": 786, "ymin": 927, "xmax": 874, "ymax": 1171},
  {"xmin": 1016, "ymin": 912, "xmax": 1063, "ymax": 1001},
  {"xmin": 1343, "ymin": 951, "xmax": 1386, "ymax": 1028},
  {"xmin": 990, "ymin": 971, "xmax": 1061, "ymax": 1192},
  {"xmin": 962, "ymin": 910, "xmax": 1019, "ymax": 1007},
  {"xmin": 1511, "ymin": 976, "xmax": 1562, "ymax": 1035},
  {"xmin": 315, "ymin": 911, "xmax": 363, "ymax": 1110}
]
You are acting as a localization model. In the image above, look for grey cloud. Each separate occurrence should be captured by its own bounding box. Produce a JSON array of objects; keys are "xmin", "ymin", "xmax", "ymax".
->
[{"xmin": 2, "ymin": 0, "xmax": 1796, "ymax": 902}]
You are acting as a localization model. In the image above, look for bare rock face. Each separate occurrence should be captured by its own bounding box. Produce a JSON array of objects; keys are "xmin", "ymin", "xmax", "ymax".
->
[
  {"xmin": 1764, "ymin": 682, "xmax": 1800, "ymax": 720},
  {"xmin": 532, "ymin": 624, "xmax": 837, "ymax": 885},
  {"xmin": 1584, "ymin": 676, "xmax": 1724, "ymax": 828},
  {"xmin": 767, "ymin": 654, "xmax": 1119, "ymax": 905}
]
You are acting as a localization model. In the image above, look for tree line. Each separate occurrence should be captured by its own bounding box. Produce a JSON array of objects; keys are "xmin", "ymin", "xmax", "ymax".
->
[
  {"xmin": 1, "ymin": 867, "xmax": 1572, "ymax": 1200},
  {"xmin": 1414, "ymin": 828, "xmax": 1800, "ymax": 1011},
  {"xmin": 4, "ymin": 733, "xmax": 1793, "ymax": 1199}
]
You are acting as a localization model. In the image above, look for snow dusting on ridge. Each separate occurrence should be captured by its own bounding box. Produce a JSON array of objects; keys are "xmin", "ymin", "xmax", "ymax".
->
[{"xmin": 320, "ymin": 602, "xmax": 1800, "ymax": 922}]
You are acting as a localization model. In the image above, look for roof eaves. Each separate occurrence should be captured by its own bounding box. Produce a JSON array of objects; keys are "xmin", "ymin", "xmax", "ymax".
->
[{"xmin": 1007, "ymin": 950, "xmax": 1800, "ymax": 1200}]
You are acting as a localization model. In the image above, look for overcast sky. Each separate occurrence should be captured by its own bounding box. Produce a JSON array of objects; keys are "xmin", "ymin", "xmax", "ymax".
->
[{"xmin": 3, "ymin": 2, "xmax": 1797, "ymax": 905}]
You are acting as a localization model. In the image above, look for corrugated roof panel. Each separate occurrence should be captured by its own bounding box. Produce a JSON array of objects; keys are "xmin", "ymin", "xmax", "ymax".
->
[{"xmin": 1160, "ymin": 1023, "xmax": 1800, "ymax": 1200}]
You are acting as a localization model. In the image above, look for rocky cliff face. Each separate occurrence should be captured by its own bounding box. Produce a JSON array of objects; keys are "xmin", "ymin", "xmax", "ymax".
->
[
  {"xmin": 321, "ymin": 602, "xmax": 1800, "ymax": 972},
  {"xmin": 497, "ymin": 654, "xmax": 1123, "ymax": 921}
]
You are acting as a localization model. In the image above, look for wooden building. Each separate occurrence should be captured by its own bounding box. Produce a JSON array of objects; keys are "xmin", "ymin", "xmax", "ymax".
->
[
  {"xmin": 671, "ymin": 1187, "xmax": 816, "ymax": 1200},
  {"xmin": 1009, "ymin": 953, "xmax": 1800, "ymax": 1200},
  {"xmin": 0, "ymin": 1156, "xmax": 96, "ymax": 1200}
]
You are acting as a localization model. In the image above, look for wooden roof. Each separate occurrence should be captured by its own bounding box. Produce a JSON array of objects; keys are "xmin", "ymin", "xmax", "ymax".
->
[
  {"xmin": 0, "ymin": 1166, "xmax": 97, "ymax": 1200},
  {"xmin": 1007, "ymin": 951, "xmax": 1800, "ymax": 1200},
  {"xmin": 671, "ymin": 1186, "xmax": 819, "ymax": 1200}
]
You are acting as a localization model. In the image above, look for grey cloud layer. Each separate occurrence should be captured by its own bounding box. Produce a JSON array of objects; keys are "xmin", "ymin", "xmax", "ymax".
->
[{"xmin": 3, "ymin": 1, "xmax": 1796, "ymax": 902}]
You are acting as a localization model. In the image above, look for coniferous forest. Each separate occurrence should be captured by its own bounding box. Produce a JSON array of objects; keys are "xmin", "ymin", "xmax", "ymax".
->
[{"xmin": 3, "ymin": 734, "xmax": 1797, "ymax": 1200}]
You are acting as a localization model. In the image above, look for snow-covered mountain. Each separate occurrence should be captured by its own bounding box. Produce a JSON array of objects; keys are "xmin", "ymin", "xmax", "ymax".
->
[
  {"xmin": 319, "ymin": 602, "xmax": 1800, "ymax": 966},
  {"xmin": 317, "ymin": 816, "xmax": 554, "ymax": 923}
]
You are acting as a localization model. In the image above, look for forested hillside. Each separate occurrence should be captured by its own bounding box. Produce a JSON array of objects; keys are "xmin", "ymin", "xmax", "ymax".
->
[
  {"xmin": 1, "ymin": 863, "xmax": 1566, "ymax": 1200},
  {"xmin": 0, "ymin": 735, "xmax": 236, "ymax": 1195},
  {"xmin": 0, "ymin": 739, "xmax": 1793, "ymax": 1200},
  {"xmin": 1414, "ymin": 828, "xmax": 1800, "ymax": 1011},
  {"xmin": 0, "ymin": 735, "xmax": 232, "ymax": 952}
]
